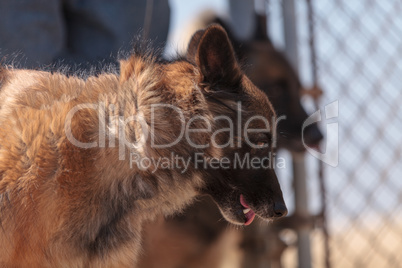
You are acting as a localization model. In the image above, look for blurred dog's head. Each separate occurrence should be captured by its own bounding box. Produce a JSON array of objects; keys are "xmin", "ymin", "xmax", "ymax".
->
[{"xmin": 212, "ymin": 15, "xmax": 323, "ymax": 152}]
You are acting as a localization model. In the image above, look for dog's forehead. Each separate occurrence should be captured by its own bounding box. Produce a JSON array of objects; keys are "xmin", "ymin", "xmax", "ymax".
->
[{"xmin": 241, "ymin": 76, "xmax": 276, "ymax": 120}]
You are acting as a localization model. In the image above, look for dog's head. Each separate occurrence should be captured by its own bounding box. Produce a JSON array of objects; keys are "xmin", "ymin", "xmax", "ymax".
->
[
  {"xmin": 243, "ymin": 42, "xmax": 323, "ymax": 151},
  {"xmin": 187, "ymin": 25, "xmax": 287, "ymax": 226}
]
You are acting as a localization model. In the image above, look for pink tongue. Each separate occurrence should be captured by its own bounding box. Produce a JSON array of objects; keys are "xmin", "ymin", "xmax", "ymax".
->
[
  {"xmin": 240, "ymin": 194, "xmax": 249, "ymax": 208},
  {"xmin": 240, "ymin": 195, "xmax": 256, "ymax": 226},
  {"xmin": 244, "ymin": 211, "xmax": 256, "ymax": 226}
]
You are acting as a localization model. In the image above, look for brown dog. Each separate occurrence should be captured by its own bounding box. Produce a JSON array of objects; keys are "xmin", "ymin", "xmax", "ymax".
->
[
  {"xmin": 0, "ymin": 24, "xmax": 286, "ymax": 267},
  {"xmin": 138, "ymin": 15, "xmax": 323, "ymax": 268}
]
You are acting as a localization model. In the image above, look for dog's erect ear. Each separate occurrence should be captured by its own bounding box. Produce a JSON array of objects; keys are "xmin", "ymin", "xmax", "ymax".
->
[
  {"xmin": 186, "ymin": 29, "xmax": 205, "ymax": 64},
  {"xmin": 189, "ymin": 24, "xmax": 242, "ymax": 85}
]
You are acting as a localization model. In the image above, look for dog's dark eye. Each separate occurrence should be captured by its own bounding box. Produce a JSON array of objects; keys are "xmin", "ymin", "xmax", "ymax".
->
[
  {"xmin": 250, "ymin": 134, "xmax": 272, "ymax": 149},
  {"xmin": 256, "ymin": 141, "xmax": 268, "ymax": 147}
]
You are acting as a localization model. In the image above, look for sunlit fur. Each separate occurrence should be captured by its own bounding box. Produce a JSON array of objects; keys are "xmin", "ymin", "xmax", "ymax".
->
[{"xmin": 0, "ymin": 25, "xmax": 284, "ymax": 267}]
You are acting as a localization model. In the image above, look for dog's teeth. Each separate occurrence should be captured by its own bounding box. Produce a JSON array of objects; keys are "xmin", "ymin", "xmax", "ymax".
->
[{"xmin": 243, "ymin": 208, "xmax": 251, "ymax": 214}]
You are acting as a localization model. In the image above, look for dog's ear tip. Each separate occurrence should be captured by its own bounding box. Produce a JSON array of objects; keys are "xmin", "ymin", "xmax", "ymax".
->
[
  {"xmin": 186, "ymin": 24, "xmax": 230, "ymax": 62},
  {"xmin": 193, "ymin": 24, "xmax": 240, "ymax": 84},
  {"xmin": 201, "ymin": 24, "xmax": 230, "ymax": 42},
  {"xmin": 206, "ymin": 23, "xmax": 226, "ymax": 32}
]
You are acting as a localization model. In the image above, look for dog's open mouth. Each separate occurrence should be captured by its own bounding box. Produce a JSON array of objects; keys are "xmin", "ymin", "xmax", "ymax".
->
[{"xmin": 240, "ymin": 194, "xmax": 256, "ymax": 226}]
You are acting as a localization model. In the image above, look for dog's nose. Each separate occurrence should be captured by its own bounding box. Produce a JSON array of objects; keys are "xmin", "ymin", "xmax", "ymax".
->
[{"xmin": 273, "ymin": 202, "xmax": 288, "ymax": 218}]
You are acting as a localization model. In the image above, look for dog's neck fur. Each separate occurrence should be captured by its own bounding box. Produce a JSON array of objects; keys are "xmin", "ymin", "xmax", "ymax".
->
[{"xmin": 0, "ymin": 56, "xmax": 214, "ymax": 260}]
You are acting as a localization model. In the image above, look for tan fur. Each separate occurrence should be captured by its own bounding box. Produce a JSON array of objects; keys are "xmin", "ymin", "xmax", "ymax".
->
[
  {"xmin": 0, "ymin": 55, "xmax": 213, "ymax": 267},
  {"xmin": 0, "ymin": 25, "xmax": 284, "ymax": 268}
]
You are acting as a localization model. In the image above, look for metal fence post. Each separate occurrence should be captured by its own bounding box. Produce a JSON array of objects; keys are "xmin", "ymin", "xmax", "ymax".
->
[
  {"xmin": 282, "ymin": 1, "xmax": 312, "ymax": 267},
  {"xmin": 292, "ymin": 153, "xmax": 312, "ymax": 268}
]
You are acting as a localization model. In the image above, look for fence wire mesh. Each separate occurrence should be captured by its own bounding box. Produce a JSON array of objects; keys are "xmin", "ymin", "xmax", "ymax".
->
[{"xmin": 272, "ymin": 0, "xmax": 402, "ymax": 267}]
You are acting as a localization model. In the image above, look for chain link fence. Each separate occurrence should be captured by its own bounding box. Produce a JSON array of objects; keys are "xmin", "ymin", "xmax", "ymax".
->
[
  {"xmin": 169, "ymin": 1, "xmax": 401, "ymax": 267},
  {"xmin": 270, "ymin": 0, "xmax": 402, "ymax": 267}
]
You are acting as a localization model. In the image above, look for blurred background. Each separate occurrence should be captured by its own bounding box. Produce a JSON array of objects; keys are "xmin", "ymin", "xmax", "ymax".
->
[
  {"xmin": 169, "ymin": 1, "xmax": 402, "ymax": 267},
  {"xmin": 1, "ymin": 0, "xmax": 401, "ymax": 267}
]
